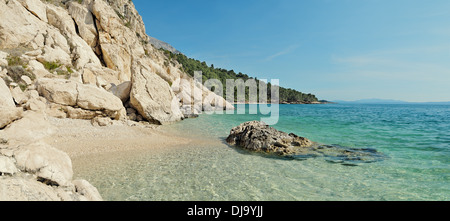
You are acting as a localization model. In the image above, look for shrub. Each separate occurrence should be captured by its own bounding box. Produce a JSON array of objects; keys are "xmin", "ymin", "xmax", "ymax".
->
[
  {"xmin": 6, "ymin": 55, "xmax": 26, "ymax": 67},
  {"xmin": 6, "ymin": 66, "xmax": 36, "ymax": 82},
  {"xmin": 42, "ymin": 60, "xmax": 61, "ymax": 71}
]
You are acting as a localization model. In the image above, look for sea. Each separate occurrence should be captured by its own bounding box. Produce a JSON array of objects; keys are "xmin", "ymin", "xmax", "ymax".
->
[{"xmin": 72, "ymin": 104, "xmax": 450, "ymax": 201}]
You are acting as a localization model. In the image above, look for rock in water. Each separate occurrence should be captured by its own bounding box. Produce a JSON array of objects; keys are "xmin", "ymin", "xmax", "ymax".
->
[
  {"xmin": 226, "ymin": 121, "xmax": 313, "ymax": 155},
  {"xmin": 227, "ymin": 121, "xmax": 386, "ymax": 165}
]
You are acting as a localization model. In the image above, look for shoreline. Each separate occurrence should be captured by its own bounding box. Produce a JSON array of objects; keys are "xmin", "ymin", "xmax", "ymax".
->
[{"xmin": 44, "ymin": 117, "xmax": 193, "ymax": 160}]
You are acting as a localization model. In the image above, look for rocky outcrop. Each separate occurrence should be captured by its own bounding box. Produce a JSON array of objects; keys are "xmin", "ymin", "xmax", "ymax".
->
[
  {"xmin": 36, "ymin": 78, "xmax": 125, "ymax": 120},
  {"xmin": 108, "ymin": 81, "xmax": 132, "ymax": 103},
  {"xmin": 149, "ymin": 36, "xmax": 181, "ymax": 54},
  {"xmin": 0, "ymin": 112, "xmax": 102, "ymax": 201},
  {"xmin": 0, "ymin": 78, "xmax": 15, "ymax": 108},
  {"xmin": 36, "ymin": 78, "xmax": 78, "ymax": 106},
  {"xmin": 227, "ymin": 121, "xmax": 386, "ymax": 165},
  {"xmin": 227, "ymin": 121, "xmax": 313, "ymax": 155},
  {"xmin": 0, "ymin": 107, "xmax": 23, "ymax": 129},
  {"xmin": 0, "ymin": 78, "xmax": 23, "ymax": 129},
  {"xmin": 14, "ymin": 142, "xmax": 73, "ymax": 187},
  {"xmin": 130, "ymin": 67, "xmax": 183, "ymax": 125}
]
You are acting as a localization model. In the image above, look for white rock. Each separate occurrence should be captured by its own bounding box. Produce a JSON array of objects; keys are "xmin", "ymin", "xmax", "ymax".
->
[
  {"xmin": 109, "ymin": 81, "xmax": 132, "ymax": 103},
  {"xmin": 21, "ymin": 75, "xmax": 32, "ymax": 85},
  {"xmin": 0, "ymin": 107, "xmax": 24, "ymax": 129},
  {"xmin": 91, "ymin": 116, "xmax": 112, "ymax": 127},
  {"xmin": 28, "ymin": 60, "xmax": 51, "ymax": 79},
  {"xmin": 130, "ymin": 68, "xmax": 183, "ymax": 125},
  {"xmin": 77, "ymin": 83, "xmax": 125, "ymax": 114},
  {"xmin": 0, "ymin": 78, "xmax": 15, "ymax": 108},
  {"xmin": 73, "ymin": 180, "xmax": 103, "ymax": 201},
  {"xmin": 0, "ymin": 176, "xmax": 61, "ymax": 201},
  {"xmin": 0, "ymin": 156, "xmax": 18, "ymax": 175},
  {"xmin": 36, "ymin": 78, "xmax": 78, "ymax": 106},
  {"xmin": 14, "ymin": 142, "xmax": 73, "ymax": 187},
  {"xmin": 0, "ymin": 0, "xmax": 47, "ymax": 49},
  {"xmin": 25, "ymin": 97, "xmax": 47, "ymax": 112},
  {"xmin": 11, "ymin": 87, "xmax": 28, "ymax": 105},
  {"xmin": 0, "ymin": 111, "xmax": 55, "ymax": 144},
  {"xmin": 46, "ymin": 4, "xmax": 77, "ymax": 36},
  {"xmin": 39, "ymin": 46, "xmax": 72, "ymax": 66},
  {"xmin": 82, "ymin": 65, "xmax": 121, "ymax": 87},
  {"xmin": 64, "ymin": 106, "xmax": 97, "ymax": 120},
  {"xmin": 0, "ymin": 51, "xmax": 8, "ymax": 67},
  {"xmin": 67, "ymin": 2, "xmax": 98, "ymax": 48},
  {"xmin": 17, "ymin": 0, "xmax": 48, "ymax": 22}
]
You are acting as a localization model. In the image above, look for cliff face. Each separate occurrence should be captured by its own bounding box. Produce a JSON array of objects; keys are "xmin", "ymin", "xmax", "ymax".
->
[
  {"xmin": 0, "ymin": 0, "xmax": 233, "ymax": 201},
  {"xmin": 0, "ymin": 0, "xmax": 233, "ymax": 124}
]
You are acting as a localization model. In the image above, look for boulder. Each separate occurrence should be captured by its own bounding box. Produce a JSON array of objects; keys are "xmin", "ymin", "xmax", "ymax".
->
[
  {"xmin": 28, "ymin": 60, "xmax": 52, "ymax": 79},
  {"xmin": 0, "ymin": 111, "xmax": 55, "ymax": 144},
  {"xmin": 0, "ymin": 78, "xmax": 15, "ymax": 108},
  {"xmin": 36, "ymin": 78, "xmax": 78, "ymax": 106},
  {"xmin": 14, "ymin": 142, "xmax": 73, "ymax": 187},
  {"xmin": 17, "ymin": 0, "xmax": 48, "ymax": 23},
  {"xmin": 130, "ymin": 67, "xmax": 183, "ymax": 125},
  {"xmin": 36, "ymin": 78, "xmax": 125, "ymax": 119},
  {"xmin": 39, "ymin": 46, "xmax": 72, "ymax": 66},
  {"xmin": 0, "ymin": 107, "xmax": 23, "ymax": 129},
  {"xmin": 226, "ymin": 121, "xmax": 313, "ymax": 156},
  {"xmin": 108, "ymin": 81, "xmax": 132, "ymax": 103},
  {"xmin": 77, "ymin": 83, "xmax": 125, "ymax": 119},
  {"xmin": 21, "ymin": 75, "xmax": 32, "ymax": 85},
  {"xmin": 227, "ymin": 121, "xmax": 387, "ymax": 165},
  {"xmin": 73, "ymin": 179, "xmax": 103, "ymax": 201},
  {"xmin": 0, "ymin": 176, "xmax": 61, "ymax": 201},
  {"xmin": 25, "ymin": 97, "xmax": 47, "ymax": 112},
  {"xmin": 0, "ymin": 156, "xmax": 18, "ymax": 175},
  {"xmin": 11, "ymin": 87, "xmax": 28, "ymax": 105},
  {"xmin": 82, "ymin": 65, "xmax": 121, "ymax": 88},
  {"xmin": 91, "ymin": 116, "xmax": 112, "ymax": 127}
]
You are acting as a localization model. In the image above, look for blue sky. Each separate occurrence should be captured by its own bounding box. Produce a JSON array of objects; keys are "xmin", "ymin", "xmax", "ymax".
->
[{"xmin": 133, "ymin": 0, "xmax": 450, "ymax": 102}]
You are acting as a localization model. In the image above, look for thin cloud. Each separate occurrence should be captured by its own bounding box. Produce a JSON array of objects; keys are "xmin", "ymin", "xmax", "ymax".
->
[{"xmin": 265, "ymin": 44, "xmax": 300, "ymax": 61}]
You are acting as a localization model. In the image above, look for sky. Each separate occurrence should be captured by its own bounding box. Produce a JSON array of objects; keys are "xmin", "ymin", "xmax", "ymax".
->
[{"xmin": 133, "ymin": 0, "xmax": 450, "ymax": 102}]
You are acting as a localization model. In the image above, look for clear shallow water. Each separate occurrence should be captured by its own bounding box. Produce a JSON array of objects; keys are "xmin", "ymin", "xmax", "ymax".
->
[{"xmin": 73, "ymin": 104, "xmax": 450, "ymax": 201}]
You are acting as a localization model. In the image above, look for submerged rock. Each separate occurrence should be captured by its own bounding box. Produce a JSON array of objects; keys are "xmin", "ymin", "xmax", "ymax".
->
[{"xmin": 227, "ymin": 121, "xmax": 386, "ymax": 165}]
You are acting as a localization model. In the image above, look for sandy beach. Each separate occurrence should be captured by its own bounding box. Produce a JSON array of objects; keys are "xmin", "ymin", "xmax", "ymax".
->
[{"xmin": 43, "ymin": 118, "xmax": 193, "ymax": 160}]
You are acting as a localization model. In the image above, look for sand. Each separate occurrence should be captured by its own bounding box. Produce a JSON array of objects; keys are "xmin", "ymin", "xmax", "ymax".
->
[{"xmin": 44, "ymin": 117, "xmax": 193, "ymax": 160}]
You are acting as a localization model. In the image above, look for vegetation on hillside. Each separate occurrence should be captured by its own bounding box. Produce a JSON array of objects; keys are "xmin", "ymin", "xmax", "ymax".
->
[{"xmin": 161, "ymin": 49, "xmax": 319, "ymax": 103}]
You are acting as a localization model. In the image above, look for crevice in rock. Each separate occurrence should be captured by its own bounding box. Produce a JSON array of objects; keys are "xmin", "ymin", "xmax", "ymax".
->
[
  {"xmin": 90, "ymin": 13, "xmax": 107, "ymax": 68},
  {"xmin": 72, "ymin": 18, "xmax": 80, "ymax": 37},
  {"xmin": 20, "ymin": 4, "xmax": 42, "ymax": 22},
  {"xmin": 37, "ymin": 177, "xmax": 59, "ymax": 187}
]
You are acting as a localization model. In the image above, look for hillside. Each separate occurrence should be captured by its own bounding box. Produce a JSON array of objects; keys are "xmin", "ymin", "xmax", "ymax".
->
[{"xmin": 161, "ymin": 49, "xmax": 320, "ymax": 103}]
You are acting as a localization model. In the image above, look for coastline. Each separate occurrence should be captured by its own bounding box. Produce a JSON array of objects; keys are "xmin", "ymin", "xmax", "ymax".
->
[{"xmin": 232, "ymin": 101, "xmax": 335, "ymax": 105}]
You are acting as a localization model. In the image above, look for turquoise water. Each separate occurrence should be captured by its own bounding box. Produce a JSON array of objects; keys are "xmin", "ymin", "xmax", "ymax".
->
[{"xmin": 74, "ymin": 104, "xmax": 450, "ymax": 201}]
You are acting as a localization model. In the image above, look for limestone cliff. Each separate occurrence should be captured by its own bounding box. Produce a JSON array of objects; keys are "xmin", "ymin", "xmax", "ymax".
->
[{"xmin": 0, "ymin": 0, "xmax": 233, "ymax": 201}]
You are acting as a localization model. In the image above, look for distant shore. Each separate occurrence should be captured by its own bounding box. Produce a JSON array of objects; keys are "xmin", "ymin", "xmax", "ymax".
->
[{"xmin": 233, "ymin": 101, "xmax": 335, "ymax": 105}]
